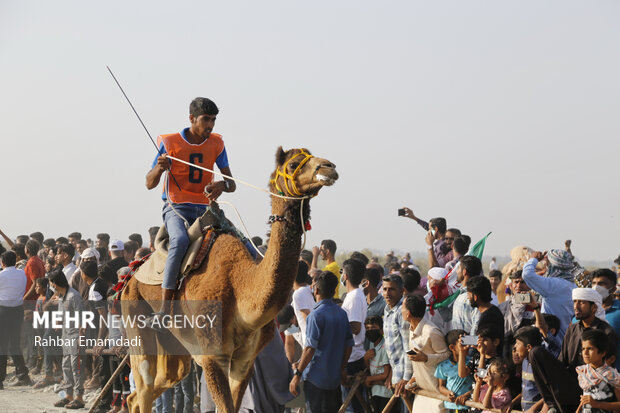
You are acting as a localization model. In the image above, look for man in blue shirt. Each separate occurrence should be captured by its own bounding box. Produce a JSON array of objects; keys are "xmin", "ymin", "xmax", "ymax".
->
[
  {"xmin": 522, "ymin": 250, "xmax": 576, "ymax": 340},
  {"xmin": 289, "ymin": 271, "xmax": 354, "ymax": 413}
]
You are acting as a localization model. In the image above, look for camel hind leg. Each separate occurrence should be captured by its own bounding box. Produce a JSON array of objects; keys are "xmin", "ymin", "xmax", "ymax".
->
[
  {"xmin": 126, "ymin": 354, "xmax": 158, "ymax": 413},
  {"xmin": 127, "ymin": 353, "xmax": 193, "ymax": 413}
]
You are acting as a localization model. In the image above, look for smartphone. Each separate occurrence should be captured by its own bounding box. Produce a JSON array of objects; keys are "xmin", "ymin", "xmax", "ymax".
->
[
  {"xmin": 406, "ymin": 349, "xmax": 417, "ymax": 356},
  {"xmin": 461, "ymin": 335, "xmax": 479, "ymax": 346},
  {"xmin": 398, "ymin": 208, "xmax": 406, "ymax": 216},
  {"xmin": 514, "ymin": 293, "xmax": 531, "ymax": 304}
]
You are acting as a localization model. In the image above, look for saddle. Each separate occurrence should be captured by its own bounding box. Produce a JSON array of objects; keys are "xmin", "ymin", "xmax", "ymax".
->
[{"xmin": 133, "ymin": 202, "xmax": 242, "ymax": 286}]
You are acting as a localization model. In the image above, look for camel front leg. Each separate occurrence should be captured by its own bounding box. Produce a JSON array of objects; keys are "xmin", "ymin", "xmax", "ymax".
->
[
  {"xmin": 202, "ymin": 355, "xmax": 235, "ymax": 413},
  {"xmin": 229, "ymin": 357, "xmax": 255, "ymax": 411}
]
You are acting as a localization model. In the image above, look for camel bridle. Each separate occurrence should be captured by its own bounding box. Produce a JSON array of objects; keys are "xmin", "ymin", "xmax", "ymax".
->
[{"xmin": 269, "ymin": 149, "xmax": 315, "ymax": 198}]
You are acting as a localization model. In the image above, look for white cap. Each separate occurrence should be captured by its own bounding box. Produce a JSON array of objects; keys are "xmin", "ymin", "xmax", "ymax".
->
[
  {"xmin": 428, "ymin": 267, "xmax": 448, "ymax": 281},
  {"xmin": 110, "ymin": 240, "xmax": 124, "ymax": 251},
  {"xmin": 80, "ymin": 247, "xmax": 100, "ymax": 263}
]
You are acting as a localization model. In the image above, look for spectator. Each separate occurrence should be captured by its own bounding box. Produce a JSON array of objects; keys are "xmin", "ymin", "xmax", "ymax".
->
[
  {"xmin": 381, "ymin": 273, "xmax": 412, "ymax": 399},
  {"xmin": 123, "ymin": 240, "xmax": 139, "ymax": 263},
  {"xmin": 97, "ymin": 233, "xmax": 111, "ymax": 265},
  {"xmin": 299, "ymin": 249, "xmax": 313, "ymax": 268},
  {"xmin": 23, "ymin": 239, "xmax": 45, "ymax": 301},
  {"xmin": 512, "ymin": 326, "xmax": 545, "ymax": 412},
  {"xmin": 340, "ymin": 258, "xmax": 368, "ymax": 413},
  {"xmin": 435, "ymin": 329, "xmax": 473, "ymax": 413},
  {"xmin": 576, "ymin": 329, "xmax": 620, "ymax": 412},
  {"xmin": 458, "ymin": 326, "xmax": 501, "ymax": 380},
  {"xmin": 291, "ymin": 260, "xmax": 314, "ymax": 351},
  {"xmin": 49, "ymin": 269, "xmax": 85, "ymax": 409},
  {"xmin": 67, "ymin": 232, "xmax": 82, "ymax": 247},
  {"xmin": 76, "ymin": 239, "xmax": 88, "ymax": 257},
  {"xmin": 128, "ymin": 233, "xmax": 143, "ymax": 248},
  {"xmin": 400, "ymin": 208, "xmax": 453, "ymax": 268},
  {"xmin": 522, "ymin": 250, "xmax": 576, "ymax": 340},
  {"xmin": 363, "ymin": 316, "xmax": 393, "ymax": 412},
  {"xmin": 590, "ymin": 268, "xmax": 620, "ymax": 370},
  {"xmin": 361, "ymin": 267, "xmax": 386, "ymax": 318},
  {"xmin": 452, "ymin": 256, "xmax": 483, "ymax": 335},
  {"xmin": 468, "ymin": 276, "xmax": 505, "ymax": 351},
  {"xmin": 488, "ymin": 270, "xmax": 502, "ymax": 302},
  {"xmin": 56, "ymin": 243, "xmax": 78, "ymax": 286},
  {"xmin": 472, "ymin": 358, "xmax": 512, "ymax": 413},
  {"xmin": 350, "ymin": 251, "xmax": 369, "ymax": 266},
  {"xmin": 99, "ymin": 240, "xmax": 129, "ymax": 287},
  {"xmin": 288, "ymin": 271, "xmax": 354, "ymax": 413},
  {"xmin": 528, "ymin": 288, "xmax": 618, "ymax": 413},
  {"xmin": 22, "ymin": 239, "xmax": 45, "ymax": 367},
  {"xmin": 400, "ymin": 267, "xmax": 421, "ymax": 295},
  {"xmin": 403, "ymin": 294, "xmax": 450, "ymax": 413},
  {"xmin": 446, "ymin": 235, "xmax": 471, "ymax": 272},
  {"xmin": 0, "ymin": 251, "xmax": 33, "ymax": 389},
  {"xmin": 148, "ymin": 226, "xmax": 159, "ymax": 251},
  {"xmin": 29, "ymin": 231, "xmax": 44, "ymax": 246},
  {"xmin": 12, "ymin": 243, "xmax": 27, "ymax": 269},
  {"xmin": 311, "ymin": 239, "xmax": 341, "ymax": 297},
  {"xmin": 81, "ymin": 261, "xmax": 108, "ymax": 393},
  {"xmin": 135, "ymin": 247, "xmax": 151, "ymax": 260}
]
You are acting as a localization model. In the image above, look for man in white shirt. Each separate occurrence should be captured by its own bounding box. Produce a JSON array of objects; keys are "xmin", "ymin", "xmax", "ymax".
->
[
  {"xmin": 340, "ymin": 258, "xmax": 368, "ymax": 413},
  {"xmin": 56, "ymin": 244, "xmax": 77, "ymax": 286},
  {"xmin": 0, "ymin": 251, "xmax": 33, "ymax": 388},
  {"xmin": 291, "ymin": 260, "xmax": 315, "ymax": 348}
]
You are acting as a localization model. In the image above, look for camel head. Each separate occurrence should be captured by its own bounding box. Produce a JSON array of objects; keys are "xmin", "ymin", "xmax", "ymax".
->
[{"xmin": 270, "ymin": 146, "xmax": 338, "ymax": 198}]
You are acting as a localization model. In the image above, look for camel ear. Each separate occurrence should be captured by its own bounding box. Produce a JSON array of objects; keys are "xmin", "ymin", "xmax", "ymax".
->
[{"xmin": 275, "ymin": 146, "xmax": 287, "ymax": 166}]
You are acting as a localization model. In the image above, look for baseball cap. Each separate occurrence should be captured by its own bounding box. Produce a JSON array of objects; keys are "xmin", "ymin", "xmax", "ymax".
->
[{"xmin": 110, "ymin": 240, "xmax": 124, "ymax": 251}]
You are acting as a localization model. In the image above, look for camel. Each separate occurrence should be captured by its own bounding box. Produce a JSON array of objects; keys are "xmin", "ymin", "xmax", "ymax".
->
[{"xmin": 120, "ymin": 147, "xmax": 338, "ymax": 412}]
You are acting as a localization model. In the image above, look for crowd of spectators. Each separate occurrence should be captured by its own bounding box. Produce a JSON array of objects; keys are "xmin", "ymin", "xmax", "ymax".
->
[{"xmin": 1, "ymin": 213, "xmax": 620, "ymax": 413}]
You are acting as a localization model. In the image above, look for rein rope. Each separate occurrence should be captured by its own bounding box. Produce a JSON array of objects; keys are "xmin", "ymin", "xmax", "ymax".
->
[{"xmin": 164, "ymin": 151, "xmax": 315, "ymax": 258}]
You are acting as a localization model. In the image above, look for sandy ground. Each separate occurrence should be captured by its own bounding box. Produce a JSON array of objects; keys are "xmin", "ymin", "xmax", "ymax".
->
[{"xmin": 0, "ymin": 364, "xmax": 106, "ymax": 413}]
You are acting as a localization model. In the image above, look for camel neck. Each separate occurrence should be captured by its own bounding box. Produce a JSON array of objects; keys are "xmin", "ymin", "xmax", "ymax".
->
[{"xmin": 243, "ymin": 195, "xmax": 307, "ymax": 328}]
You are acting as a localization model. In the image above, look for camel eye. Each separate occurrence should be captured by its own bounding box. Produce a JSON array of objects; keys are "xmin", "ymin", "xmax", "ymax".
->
[{"xmin": 288, "ymin": 162, "xmax": 300, "ymax": 170}]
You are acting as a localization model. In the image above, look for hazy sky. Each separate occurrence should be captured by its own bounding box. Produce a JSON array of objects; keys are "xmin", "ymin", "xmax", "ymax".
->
[{"xmin": 1, "ymin": 1, "xmax": 618, "ymax": 263}]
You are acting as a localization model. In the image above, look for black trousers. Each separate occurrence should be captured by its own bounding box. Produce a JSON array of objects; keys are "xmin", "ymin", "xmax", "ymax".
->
[
  {"xmin": 528, "ymin": 346, "xmax": 580, "ymax": 413},
  {"xmin": 0, "ymin": 305, "xmax": 29, "ymax": 382}
]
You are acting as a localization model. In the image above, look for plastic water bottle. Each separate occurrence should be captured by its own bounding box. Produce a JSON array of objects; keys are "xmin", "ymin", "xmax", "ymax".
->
[
  {"xmin": 583, "ymin": 404, "xmax": 592, "ymax": 413},
  {"xmin": 58, "ymin": 390, "xmax": 67, "ymax": 399}
]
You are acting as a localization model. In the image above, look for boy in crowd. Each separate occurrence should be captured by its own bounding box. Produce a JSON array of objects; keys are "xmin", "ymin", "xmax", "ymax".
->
[
  {"xmin": 511, "ymin": 326, "xmax": 545, "ymax": 413},
  {"xmin": 48, "ymin": 269, "xmax": 85, "ymax": 409},
  {"xmin": 576, "ymin": 329, "xmax": 620, "ymax": 413},
  {"xmin": 363, "ymin": 316, "xmax": 393, "ymax": 413},
  {"xmin": 457, "ymin": 326, "xmax": 501, "ymax": 380},
  {"xmin": 435, "ymin": 329, "xmax": 473, "ymax": 413}
]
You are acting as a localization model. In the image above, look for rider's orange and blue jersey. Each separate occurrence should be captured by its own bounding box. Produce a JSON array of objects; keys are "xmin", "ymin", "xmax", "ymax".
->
[{"xmin": 152, "ymin": 128, "xmax": 229, "ymax": 206}]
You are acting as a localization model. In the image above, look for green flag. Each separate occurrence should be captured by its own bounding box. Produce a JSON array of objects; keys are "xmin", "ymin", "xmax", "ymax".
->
[{"xmin": 468, "ymin": 231, "xmax": 492, "ymax": 260}]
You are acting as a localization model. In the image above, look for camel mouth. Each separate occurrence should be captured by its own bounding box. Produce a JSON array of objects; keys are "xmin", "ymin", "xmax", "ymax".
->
[{"xmin": 314, "ymin": 169, "xmax": 338, "ymax": 186}]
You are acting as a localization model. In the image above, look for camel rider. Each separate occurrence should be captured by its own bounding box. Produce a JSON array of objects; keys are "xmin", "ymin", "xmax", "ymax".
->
[{"xmin": 145, "ymin": 97, "xmax": 236, "ymax": 328}]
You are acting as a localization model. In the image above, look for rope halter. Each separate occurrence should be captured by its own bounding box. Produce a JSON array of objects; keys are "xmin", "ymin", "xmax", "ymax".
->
[{"xmin": 269, "ymin": 149, "xmax": 314, "ymax": 198}]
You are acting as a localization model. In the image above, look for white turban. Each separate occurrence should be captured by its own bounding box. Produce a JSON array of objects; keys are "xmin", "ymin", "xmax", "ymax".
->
[
  {"xmin": 572, "ymin": 287, "xmax": 606, "ymax": 321},
  {"xmin": 428, "ymin": 267, "xmax": 448, "ymax": 281}
]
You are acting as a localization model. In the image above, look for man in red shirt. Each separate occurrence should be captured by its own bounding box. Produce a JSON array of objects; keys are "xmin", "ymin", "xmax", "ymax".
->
[{"xmin": 23, "ymin": 239, "xmax": 45, "ymax": 301}]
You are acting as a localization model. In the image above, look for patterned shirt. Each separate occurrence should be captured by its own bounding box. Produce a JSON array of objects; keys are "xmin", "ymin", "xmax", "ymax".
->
[
  {"xmin": 576, "ymin": 363, "xmax": 620, "ymax": 401},
  {"xmin": 383, "ymin": 297, "xmax": 412, "ymax": 384}
]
